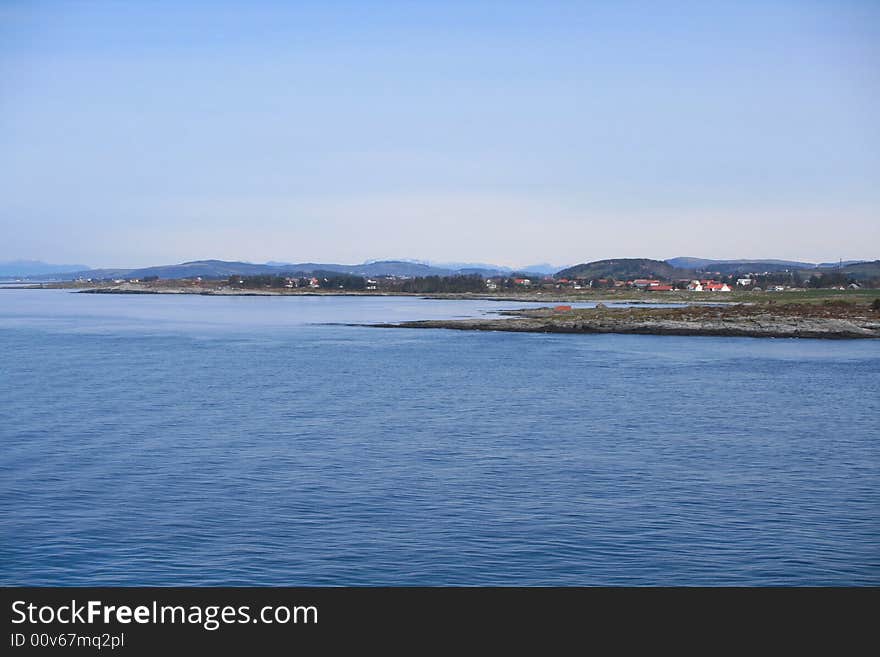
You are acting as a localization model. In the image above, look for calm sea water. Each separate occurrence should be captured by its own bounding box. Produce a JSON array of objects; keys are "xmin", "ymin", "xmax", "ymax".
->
[{"xmin": 1, "ymin": 289, "xmax": 878, "ymax": 585}]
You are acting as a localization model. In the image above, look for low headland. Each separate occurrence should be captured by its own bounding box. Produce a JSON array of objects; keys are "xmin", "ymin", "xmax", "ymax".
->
[{"xmin": 374, "ymin": 301, "xmax": 880, "ymax": 339}]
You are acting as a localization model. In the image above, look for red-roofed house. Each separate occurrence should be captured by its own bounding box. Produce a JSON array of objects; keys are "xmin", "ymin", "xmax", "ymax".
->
[{"xmin": 632, "ymin": 279, "xmax": 660, "ymax": 289}]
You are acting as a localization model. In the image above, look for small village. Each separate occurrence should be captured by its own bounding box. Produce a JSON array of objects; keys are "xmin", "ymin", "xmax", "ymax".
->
[
  {"xmin": 60, "ymin": 256, "xmax": 875, "ymax": 295},
  {"xmin": 485, "ymin": 275, "xmax": 864, "ymax": 294},
  {"xmin": 70, "ymin": 271, "xmax": 869, "ymax": 296},
  {"xmin": 499, "ymin": 276, "xmax": 738, "ymax": 292}
]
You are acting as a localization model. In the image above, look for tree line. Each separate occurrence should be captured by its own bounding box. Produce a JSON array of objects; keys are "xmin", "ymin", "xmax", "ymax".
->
[
  {"xmin": 398, "ymin": 274, "xmax": 486, "ymax": 293},
  {"xmin": 228, "ymin": 273, "xmax": 366, "ymax": 290}
]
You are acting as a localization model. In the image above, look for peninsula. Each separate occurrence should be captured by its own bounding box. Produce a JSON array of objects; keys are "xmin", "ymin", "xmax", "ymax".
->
[{"xmin": 374, "ymin": 302, "xmax": 880, "ymax": 340}]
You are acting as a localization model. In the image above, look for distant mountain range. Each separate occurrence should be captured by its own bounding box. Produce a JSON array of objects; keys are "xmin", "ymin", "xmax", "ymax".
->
[
  {"xmin": 420, "ymin": 260, "xmax": 561, "ymax": 275},
  {"xmin": 3, "ymin": 257, "xmax": 877, "ymax": 281},
  {"xmin": 663, "ymin": 257, "xmax": 867, "ymax": 274},
  {"xmin": 4, "ymin": 259, "xmax": 551, "ymax": 281},
  {"xmin": 664, "ymin": 257, "xmax": 817, "ymax": 271},
  {"xmin": 0, "ymin": 260, "xmax": 89, "ymax": 277}
]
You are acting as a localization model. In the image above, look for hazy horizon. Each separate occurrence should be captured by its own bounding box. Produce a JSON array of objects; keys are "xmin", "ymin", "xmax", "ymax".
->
[{"xmin": 2, "ymin": 1, "xmax": 878, "ymax": 268}]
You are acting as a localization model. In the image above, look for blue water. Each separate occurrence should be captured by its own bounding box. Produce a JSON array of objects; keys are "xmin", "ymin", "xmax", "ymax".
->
[{"xmin": 1, "ymin": 289, "xmax": 878, "ymax": 585}]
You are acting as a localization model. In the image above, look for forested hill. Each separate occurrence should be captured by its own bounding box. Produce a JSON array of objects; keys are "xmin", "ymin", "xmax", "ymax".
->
[
  {"xmin": 555, "ymin": 259, "xmax": 690, "ymax": 280},
  {"xmin": 556, "ymin": 258, "xmax": 880, "ymax": 281}
]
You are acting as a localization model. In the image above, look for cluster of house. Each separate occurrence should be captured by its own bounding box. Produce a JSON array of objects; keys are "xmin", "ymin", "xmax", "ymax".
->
[
  {"xmin": 684, "ymin": 279, "xmax": 732, "ymax": 292},
  {"xmin": 285, "ymin": 277, "xmax": 321, "ymax": 288},
  {"xmin": 627, "ymin": 278, "xmax": 734, "ymax": 292},
  {"xmin": 229, "ymin": 276, "xmax": 323, "ymax": 289},
  {"xmin": 494, "ymin": 276, "xmax": 744, "ymax": 292},
  {"xmin": 630, "ymin": 279, "xmax": 674, "ymax": 291},
  {"xmin": 92, "ymin": 271, "xmax": 864, "ymax": 294},
  {"xmin": 285, "ymin": 276, "xmax": 383, "ymax": 290}
]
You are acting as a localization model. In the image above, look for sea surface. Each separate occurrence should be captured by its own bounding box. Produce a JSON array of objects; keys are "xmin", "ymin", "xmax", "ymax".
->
[{"xmin": 1, "ymin": 289, "xmax": 878, "ymax": 585}]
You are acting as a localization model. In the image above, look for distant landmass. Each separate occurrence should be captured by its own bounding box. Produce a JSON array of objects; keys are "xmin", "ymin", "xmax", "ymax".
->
[
  {"xmin": 0, "ymin": 260, "xmax": 90, "ymax": 277},
  {"xmin": 556, "ymin": 259, "xmax": 692, "ymax": 280},
  {"xmin": 4, "ymin": 256, "xmax": 878, "ymax": 282},
  {"xmin": 422, "ymin": 260, "xmax": 564, "ymax": 276},
  {"xmin": 16, "ymin": 259, "xmax": 540, "ymax": 281},
  {"xmin": 663, "ymin": 257, "xmax": 870, "ymax": 274},
  {"xmin": 664, "ymin": 257, "xmax": 816, "ymax": 271},
  {"xmin": 816, "ymin": 260, "xmax": 869, "ymax": 269},
  {"xmin": 519, "ymin": 263, "xmax": 563, "ymax": 275},
  {"xmin": 557, "ymin": 258, "xmax": 880, "ymax": 282},
  {"xmin": 821, "ymin": 260, "xmax": 880, "ymax": 280},
  {"xmin": 262, "ymin": 260, "xmax": 460, "ymax": 278}
]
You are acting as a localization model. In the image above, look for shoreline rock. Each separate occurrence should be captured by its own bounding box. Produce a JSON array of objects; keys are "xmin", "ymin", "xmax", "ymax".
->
[{"xmin": 371, "ymin": 305, "xmax": 880, "ymax": 340}]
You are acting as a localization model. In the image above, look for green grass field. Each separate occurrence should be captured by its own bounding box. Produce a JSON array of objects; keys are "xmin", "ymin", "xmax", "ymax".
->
[{"xmin": 742, "ymin": 288, "xmax": 880, "ymax": 305}]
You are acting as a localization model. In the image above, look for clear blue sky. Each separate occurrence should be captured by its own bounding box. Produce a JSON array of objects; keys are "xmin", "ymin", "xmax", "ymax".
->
[{"xmin": 1, "ymin": 0, "xmax": 878, "ymax": 268}]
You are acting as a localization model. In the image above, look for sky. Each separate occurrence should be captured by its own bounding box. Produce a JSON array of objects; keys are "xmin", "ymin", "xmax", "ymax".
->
[{"xmin": 1, "ymin": 0, "xmax": 878, "ymax": 269}]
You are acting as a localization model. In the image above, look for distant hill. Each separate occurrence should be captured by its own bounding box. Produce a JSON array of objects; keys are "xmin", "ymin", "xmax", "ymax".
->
[
  {"xmin": 518, "ymin": 263, "xmax": 562, "ymax": 275},
  {"xmin": 663, "ymin": 257, "xmax": 717, "ymax": 270},
  {"xmin": 556, "ymin": 258, "xmax": 689, "ymax": 280},
  {"xmin": 19, "ymin": 256, "xmax": 879, "ymax": 282},
  {"xmin": 816, "ymin": 260, "xmax": 868, "ymax": 269},
  {"xmin": 0, "ymin": 260, "xmax": 90, "ymax": 278},
  {"xmin": 275, "ymin": 260, "xmax": 458, "ymax": 277},
  {"xmin": 695, "ymin": 261, "xmax": 816, "ymax": 275},
  {"xmin": 664, "ymin": 257, "xmax": 877, "ymax": 277},
  {"xmin": 665, "ymin": 257, "xmax": 816, "ymax": 273},
  {"xmin": 348, "ymin": 261, "xmax": 456, "ymax": 277},
  {"xmin": 831, "ymin": 260, "xmax": 880, "ymax": 281},
  {"xmin": 423, "ymin": 260, "xmax": 511, "ymax": 275},
  {"xmin": 57, "ymin": 260, "xmax": 281, "ymax": 281},
  {"xmin": 41, "ymin": 259, "xmax": 500, "ymax": 281}
]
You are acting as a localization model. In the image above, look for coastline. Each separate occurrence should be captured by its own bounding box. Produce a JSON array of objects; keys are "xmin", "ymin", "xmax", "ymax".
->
[
  {"xmin": 371, "ymin": 304, "xmax": 880, "ymax": 340},
  {"xmin": 6, "ymin": 283, "xmax": 879, "ymax": 338},
  {"xmin": 10, "ymin": 281, "xmax": 874, "ymax": 304},
  {"xmin": 3, "ymin": 282, "xmax": 696, "ymax": 303}
]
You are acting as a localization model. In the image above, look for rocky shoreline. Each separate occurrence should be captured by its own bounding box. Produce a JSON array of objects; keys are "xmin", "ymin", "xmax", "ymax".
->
[{"xmin": 373, "ymin": 303, "xmax": 880, "ymax": 339}]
